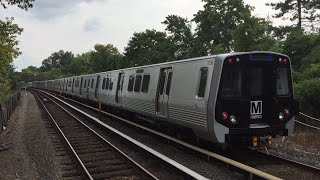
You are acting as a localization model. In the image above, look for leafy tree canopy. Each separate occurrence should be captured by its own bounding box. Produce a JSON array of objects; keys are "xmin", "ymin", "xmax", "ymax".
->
[
  {"xmin": 267, "ymin": 0, "xmax": 320, "ymax": 31},
  {"xmin": 124, "ymin": 29, "xmax": 174, "ymax": 67},
  {"xmin": 0, "ymin": 17, "xmax": 23, "ymax": 66},
  {"xmin": 193, "ymin": 0, "xmax": 252, "ymax": 54},
  {"xmin": 40, "ymin": 50, "xmax": 74, "ymax": 72},
  {"xmin": 232, "ymin": 16, "xmax": 281, "ymax": 52},
  {"xmin": 90, "ymin": 44, "xmax": 123, "ymax": 73},
  {"xmin": 282, "ymin": 30, "xmax": 320, "ymax": 69},
  {"xmin": 162, "ymin": 15, "xmax": 194, "ymax": 59},
  {"xmin": 0, "ymin": 0, "xmax": 34, "ymax": 10}
]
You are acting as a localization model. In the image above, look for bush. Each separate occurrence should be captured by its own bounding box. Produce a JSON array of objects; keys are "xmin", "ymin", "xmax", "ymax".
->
[{"xmin": 294, "ymin": 78, "xmax": 320, "ymax": 117}]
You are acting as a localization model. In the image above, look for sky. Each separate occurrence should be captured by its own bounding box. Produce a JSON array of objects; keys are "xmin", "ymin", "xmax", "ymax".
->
[{"xmin": 0, "ymin": 0, "xmax": 284, "ymax": 71}]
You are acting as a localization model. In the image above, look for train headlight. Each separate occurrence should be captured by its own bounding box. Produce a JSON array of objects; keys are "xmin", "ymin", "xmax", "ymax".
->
[
  {"xmin": 279, "ymin": 112, "xmax": 285, "ymax": 121},
  {"xmin": 230, "ymin": 115, "xmax": 237, "ymax": 124}
]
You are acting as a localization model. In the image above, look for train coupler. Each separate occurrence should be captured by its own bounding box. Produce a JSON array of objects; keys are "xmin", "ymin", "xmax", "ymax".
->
[{"xmin": 251, "ymin": 135, "xmax": 272, "ymax": 148}]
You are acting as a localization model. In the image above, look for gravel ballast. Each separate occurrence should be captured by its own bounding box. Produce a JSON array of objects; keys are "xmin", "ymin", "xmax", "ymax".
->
[{"xmin": 0, "ymin": 91, "xmax": 62, "ymax": 179}]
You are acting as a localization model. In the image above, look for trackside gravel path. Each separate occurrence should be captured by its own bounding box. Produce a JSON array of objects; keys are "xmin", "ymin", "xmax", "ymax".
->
[{"xmin": 0, "ymin": 91, "xmax": 62, "ymax": 180}]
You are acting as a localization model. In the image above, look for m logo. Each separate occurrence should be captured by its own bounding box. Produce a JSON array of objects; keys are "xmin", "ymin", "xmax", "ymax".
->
[{"xmin": 251, "ymin": 101, "xmax": 262, "ymax": 115}]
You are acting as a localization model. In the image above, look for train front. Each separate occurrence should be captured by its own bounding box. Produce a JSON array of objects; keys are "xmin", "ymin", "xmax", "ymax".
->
[{"xmin": 214, "ymin": 52, "xmax": 299, "ymax": 148}]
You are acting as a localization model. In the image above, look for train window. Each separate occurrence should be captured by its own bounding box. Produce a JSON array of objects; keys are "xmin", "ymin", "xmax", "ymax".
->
[
  {"xmin": 84, "ymin": 80, "xmax": 87, "ymax": 88},
  {"xmin": 248, "ymin": 68, "xmax": 264, "ymax": 96},
  {"xmin": 128, "ymin": 75, "xmax": 135, "ymax": 92},
  {"xmin": 109, "ymin": 81, "xmax": 113, "ymax": 90},
  {"xmin": 106, "ymin": 78, "xmax": 110, "ymax": 90},
  {"xmin": 166, "ymin": 72, "xmax": 172, "ymax": 95},
  {"xmin": 159, "ymin": 71, "xmax": 166, "ymax": 95},
  {"xmin": 141, "ymin": 74, "xmax": 150, "ymax": 93},
  {"xmin": 221, "ymin": 68, "xmax": 242, "ymax": 97},
  {"xmin": 276, "ymin": 68, "xmax": 289, "ymax": 95},
  {"xmin": 134, "ymin": 75, "xmax": 142, "ymax": 92},
  {"xmin": 96, "ymin": 76, "xmax": 100, "ymax": 90},
  {"xmin": 197, "ymin": 67, "xmax": 208, "ymax": 98},
  {"xmin": 91, "ymin": 79, "xmax": 94, "ymax": 89},
  {"xmin": 102, "ymin": 78, "xmax": 106, "ymax": 90}
]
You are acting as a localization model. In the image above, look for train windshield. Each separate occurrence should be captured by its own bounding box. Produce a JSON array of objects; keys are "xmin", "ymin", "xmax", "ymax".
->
[
  {"xmin": 221, "ymin": 67, "xmax": 242, "ymax": 97},
  {"xmin": 276, "ymin": 67, "xmax": 289, "ymax": 95},
  {"xmin": 220, "ymin": 66, "xmax": 290, "ymax": 97}
]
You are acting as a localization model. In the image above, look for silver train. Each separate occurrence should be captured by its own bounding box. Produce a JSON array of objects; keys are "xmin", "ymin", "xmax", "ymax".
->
[{"xmin": 31, "ymin": 52, "xmax": 299, "ymax": 147}]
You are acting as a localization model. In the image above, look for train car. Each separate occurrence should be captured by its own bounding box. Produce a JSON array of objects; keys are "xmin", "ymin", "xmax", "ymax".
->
[{"xmin": 32, "ymin": 52, "xmax": 299, "ymax": 148}]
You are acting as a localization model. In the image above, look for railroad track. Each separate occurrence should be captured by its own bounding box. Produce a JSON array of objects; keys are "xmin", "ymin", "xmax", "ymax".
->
[
  {"xmin": 32, "ymin": 89, "xmax": 211, "ymax": 180},
  {"xmin": 32, "ymin": 90, "xmax": 157, "ymax": 179},
  {"xmin": 32, "ymin": 89, "xmax": 292, "ymax": 179},
  {"xmin": 227, "ymin": 149, "xmax": 320, "ymax": 179},
  {"xmin": 41, "ymin": 89, "xmax": 320, "ymax": 179}
]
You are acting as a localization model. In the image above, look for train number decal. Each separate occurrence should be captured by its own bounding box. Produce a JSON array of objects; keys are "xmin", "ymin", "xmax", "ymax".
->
[{"xmin": 250, "ymin": 101, "xmax": 262, "ymax": 119}]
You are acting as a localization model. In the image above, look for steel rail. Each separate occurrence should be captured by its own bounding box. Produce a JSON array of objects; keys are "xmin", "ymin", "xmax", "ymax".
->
[
  {"xmin": 256, "ymin": 150, "xmax": 320, "ymax": 172},
  {"xmin": 295, "ymin": 119, "xmax": 320, "ymax": 130},
  {"xmin": 42, "ymin": 89, "xmax": 282, "ymax": 180},
  {"xmin": 299, "ymin": 112, "xmax": 320, "ymax": 122},
  {"xmin": 37, "ymin": 89, "xmax": 210, "ymax": 180},
  {"xmin": 33, "ymin": 91, "xmax": 94, "ymax": 180},
  {"xmin": 37, "ymin": 91, "xmax": 158, "ymax": 179}
]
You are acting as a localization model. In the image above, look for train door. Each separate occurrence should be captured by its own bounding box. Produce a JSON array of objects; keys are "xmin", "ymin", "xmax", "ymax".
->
[
  {"xmin": 65, "ymin": 79, "xmax": 68, "ymax": 93},
  {"xmin": 156, "ymin": 68, "xmax": 173, "ymax": 117},
  {"xmin": 95, "ymin": 75, "xmax": 100, "ymax": 100},
  {"xmin": 87, "ymin": 78, "xmax": 90, "ymax": 100},
  {"xmin": 71, "ymin": 78, "xmax": 74, "ymax": 94},
  {"xmin": 80, "ymin": 77, "xmax": 83, "ymax": 96},
  {"xmin": 116, "ymin": 72, "xmax": 124, "ymax": 106}
]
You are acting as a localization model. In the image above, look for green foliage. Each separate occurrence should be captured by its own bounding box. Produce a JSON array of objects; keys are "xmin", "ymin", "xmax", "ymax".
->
[
  {"xmin": 0, "ymin": 0, "xmax": 34, "ymax": 10},
  {"xmin": 162, "ymin": 15, "xmax": 194, "ymax": 59},
  {"xmin": 64, "ymin": 52, "xmax": 92, "ymax": 75},
  {"xmin": 301, "ymin": 45, "xmax": 320, "ymax": 67},
  {"xmin": 40, "ymin": 50, "xmax": 74, "ymax": 72},
  {"xmin": 43, "ymin": 68, "xmax": 65, "ymax": 80},
  {"xmin": 232, "ymin": 16, "xmax": 281, "ymax": 52},
  {"xmin": 267, "ymin": 0, "xmax": 320, "ymax": 31},
  {"xmin": 0, "ymin": 65, "xmax": 12, "ymax": 101},
  {"xmin": 0, "ymin": 18, "xmax": 23, "ymax": 101},
  {"xmin": 124, "ymin": 29, "xmax": 174, "ymax": 67},
  {"xmin": 294, "ymin": 78, "xmax": 320, "ymax": 117},
  {"xmin": 193, "ymin": 0, "xmax": 252, "ymax": 54},
  {"xmin": 299, "ymin": 64, "xmax": 320, "ymax": 81},
  {"xmin": 0, "ymin": 17, "xmax": 23, "ymax": 66},
  {"xmin": 282, "ymin": 30, "xmax": 320, "ymax": 69},
  {"xmin": 90, "ymin": 44, "xmax": 123, "ymax": 72}
]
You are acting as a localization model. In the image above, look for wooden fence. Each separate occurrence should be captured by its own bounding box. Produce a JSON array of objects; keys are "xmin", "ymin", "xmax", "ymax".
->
[{"xmin": 0, "ymin": 91, "xmax": 21, "ymax": 134}]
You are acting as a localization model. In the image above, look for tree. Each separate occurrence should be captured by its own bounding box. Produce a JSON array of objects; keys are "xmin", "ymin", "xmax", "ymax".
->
[
  {"xmin": 267, "ymin": 0, "xmax": 320, "ymax": 31},
  {"xmin": 90, "ymin": 44, "xmax": 123, "ymax": 73},
  {"xmin": 0, "ymin": 0, "xmax": 34, "ymax": 10},
  {"xmin": 40, "ymin": 50, "xmax": 74, "ymax": 72},
  {"xmin": 193, "ymin": 0, "xmax": 252, "ymax": 54},
  {"xmin": 0, "ymin": 17, "xmax": 23, "ymax": 67},
  {"xmin": 0, "ymin": 18, "xmax": 23, "ymax": 102},
  {"xmin": 124, "ymin": 29, "xmax": 174, "ymax": 67},
  {"xmin": 0, "ymin": 0, "xmax": 33, "ymax": 103},
  {"xmin": 65, "ymin": 52, "xmax": 92, "ymax": 75},
  {"xmin": 294, "ymin": 78, "xmax": 320, "ymax": 117},
  {"xmin": 301, "ymin": 45, "xmax": 320, "ymax": 67},
  {"xmin": 232, "ymin": 16, "xmax": 280, "ymax": 52},
  {"xmin": 162, "ymin": 15, "xmax": 194, "ymax": 59},
  {"xmin": 282, "ymin": 30, "xmax": 320, "ymax": 69}
]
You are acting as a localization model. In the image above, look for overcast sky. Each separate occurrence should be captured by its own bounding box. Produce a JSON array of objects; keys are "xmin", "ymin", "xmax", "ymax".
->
[{"xmin": 0, "ymin": 0, "xmax": 283, "ymax": 71}]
